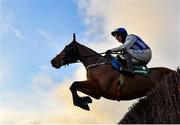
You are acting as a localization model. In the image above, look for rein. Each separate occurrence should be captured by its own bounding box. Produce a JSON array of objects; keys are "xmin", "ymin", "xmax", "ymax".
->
[
  {"xmin": 64, "ymin": 42, "xmax": 123, "ymax": 66},
  {"xmin": 79, "ymin": 52, "xmax": 106, "ymax": 59},
  {"xmin": 79, "ymin": 52, "xmax": 121, "ymax": 59},
  {"xmin": 72, "ymin": 44, "xmax": 105, "ymax": 60},
  {"xmin": 81, "ymin": 52, "xmax": 121, "ymax": 69}
]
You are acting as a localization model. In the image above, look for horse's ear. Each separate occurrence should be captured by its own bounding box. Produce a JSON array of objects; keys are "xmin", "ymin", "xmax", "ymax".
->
[{"xmin": 72, "ymin": 33, "xmax": 77, "ymax": 43}]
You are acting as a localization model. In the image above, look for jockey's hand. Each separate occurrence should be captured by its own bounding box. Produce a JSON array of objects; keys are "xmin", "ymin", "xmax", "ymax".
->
[
  {"xmin": 105, "ymin": 50, "xmax": 111, "ymax": 55},
  {"xmin": 105, "ymin": 50, "xmax": 111, "ymax": 58}
]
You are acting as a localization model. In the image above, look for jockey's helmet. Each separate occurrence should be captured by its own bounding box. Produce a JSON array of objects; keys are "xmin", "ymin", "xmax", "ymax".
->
[{"xmin": 111, "ymin": 27, "xmax": 128, "ymax": 38}]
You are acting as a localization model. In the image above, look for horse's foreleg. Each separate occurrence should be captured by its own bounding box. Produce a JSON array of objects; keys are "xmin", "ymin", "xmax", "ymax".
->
[{"xmin": 70, "ymin": 80, "xmax": 102, "ymax": 111}]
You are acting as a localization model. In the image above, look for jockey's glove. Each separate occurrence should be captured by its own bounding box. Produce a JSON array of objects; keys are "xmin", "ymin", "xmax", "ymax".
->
[{"xmin": 105, "ymin": 50, "xmax": 111, "ymax": 55}]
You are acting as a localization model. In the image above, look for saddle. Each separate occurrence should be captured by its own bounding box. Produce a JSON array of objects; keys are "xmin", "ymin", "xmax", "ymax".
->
[{"xmin": 111, "ymin": 57, "xmax": 150, "ymax": 77}]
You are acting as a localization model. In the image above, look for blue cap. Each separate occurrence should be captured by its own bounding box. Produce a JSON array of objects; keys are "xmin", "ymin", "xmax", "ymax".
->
[{"xmin": 111, "ymin": 27, "xmax": 128, "ymax": 37}]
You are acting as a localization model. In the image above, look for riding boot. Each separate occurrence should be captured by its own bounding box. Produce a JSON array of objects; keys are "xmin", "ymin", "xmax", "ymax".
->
[{"xmin": 122, "ymin": 52, "xmax": 134, "ymax": 75}]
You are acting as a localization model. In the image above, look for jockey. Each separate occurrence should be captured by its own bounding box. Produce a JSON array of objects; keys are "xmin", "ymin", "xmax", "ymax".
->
[{"xmin": 106, "ymin": 27, "xmax": 152, "ymax": 74}]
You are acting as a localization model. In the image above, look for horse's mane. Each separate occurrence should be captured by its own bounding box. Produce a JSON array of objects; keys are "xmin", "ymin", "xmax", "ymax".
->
[
  {"xmin": 78, "ymin": 42, "xmax": 102, "ymax": 57},
  {"xmin": 119, "ymin": 68, "xmax": 180, "ymax": 124}
]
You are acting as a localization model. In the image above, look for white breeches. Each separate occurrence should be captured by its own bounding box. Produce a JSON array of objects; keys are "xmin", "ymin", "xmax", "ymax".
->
[{"xmin": 127, "ymin": 49, "xmax": 152, "ymax": 65}]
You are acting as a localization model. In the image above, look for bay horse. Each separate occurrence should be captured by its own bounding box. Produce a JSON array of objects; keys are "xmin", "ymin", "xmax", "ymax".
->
[{"xmin": 51, "ymin": 33, "xmax": 175, "ymax": 111}]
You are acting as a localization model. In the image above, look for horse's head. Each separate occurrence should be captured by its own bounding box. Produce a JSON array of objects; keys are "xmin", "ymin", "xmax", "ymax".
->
[{"xmin": 51, "ymin": 33, "xmax": 79, "ymax": 68}]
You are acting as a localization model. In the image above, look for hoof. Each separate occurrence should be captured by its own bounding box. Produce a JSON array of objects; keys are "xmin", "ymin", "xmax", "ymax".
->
[
  {"xmin": 81, "ymin": 96, "xmax": 92, "ymax": 103},
  {"xmin": 73, "ymin": 97, "xmax": 91, "ymax": 111},
  {"xmin": 79, "ymin": 102, "xmax": 90, "ymax": 111}
]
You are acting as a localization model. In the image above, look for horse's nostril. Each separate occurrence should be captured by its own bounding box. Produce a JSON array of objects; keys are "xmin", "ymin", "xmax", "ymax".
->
[
  {"xmin": 51, "ymin": 59, "xmax": 57, "ymax": 67},
  {"xmin": 51, "ymin": 59, "xmax": 54, "ymax": 64},
  {"xmin": 51, "ymin": 59, "xmax": 61, "ymax": 68}
]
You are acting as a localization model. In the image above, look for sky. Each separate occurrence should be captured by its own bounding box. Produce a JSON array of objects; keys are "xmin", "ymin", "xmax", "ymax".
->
[{"xmin": 0, "ymin": 0, "xmax": 180, "ymax": 124}]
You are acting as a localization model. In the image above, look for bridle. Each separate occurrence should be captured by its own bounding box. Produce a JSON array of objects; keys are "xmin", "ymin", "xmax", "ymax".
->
[
  {"xmin": 63, "ymin": 42, "xmax": 123, "ymax": 67},
  {"xmin": 63, "ymin": 43, "xmax": 80, "ymax": 65},
  {"xmin": 63, "ymin": 42, "xmax": 107, "ymax": 64}
]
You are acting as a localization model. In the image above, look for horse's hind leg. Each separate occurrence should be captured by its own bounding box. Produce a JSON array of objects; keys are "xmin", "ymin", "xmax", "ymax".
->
[{"xmin": 70, "ymin": 80, "xmax": 102, "ymax": 111}]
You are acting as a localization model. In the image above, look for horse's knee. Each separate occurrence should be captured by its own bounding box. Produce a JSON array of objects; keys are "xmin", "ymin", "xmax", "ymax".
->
[{"xmin": 70, "ymin": 82, "xmax": 78, "ymax": 91}]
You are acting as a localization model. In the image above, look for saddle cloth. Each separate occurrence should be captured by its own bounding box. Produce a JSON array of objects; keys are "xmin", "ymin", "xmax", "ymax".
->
[{"xmin": 111, "ymin": 57, "xmax": 150, "ymax": 77}]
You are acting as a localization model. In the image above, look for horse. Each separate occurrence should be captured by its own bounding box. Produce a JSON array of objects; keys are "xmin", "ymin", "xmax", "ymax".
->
[{"xmin": 51, "ymin": 33, "xmax": 176, "ymax": 111}]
